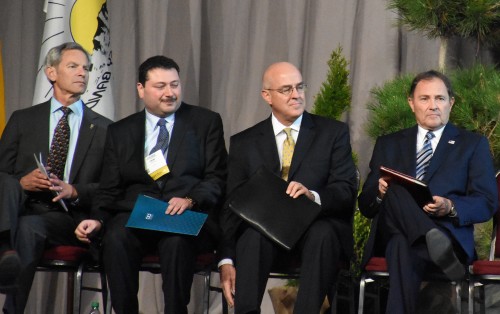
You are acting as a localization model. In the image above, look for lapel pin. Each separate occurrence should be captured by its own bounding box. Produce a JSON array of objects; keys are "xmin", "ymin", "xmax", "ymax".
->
[
  {"xmin": 90, "ymin": 124, "xmax": 94, "ymax": 129},
  {"xmin": 448, "ymin": 140, "xmax": 455, "ymax": 144}
]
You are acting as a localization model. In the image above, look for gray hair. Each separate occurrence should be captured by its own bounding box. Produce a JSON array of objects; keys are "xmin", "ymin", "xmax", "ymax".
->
[{"xmin": 44, "ymin": 42, "xmax": 90, "ymax": 68}]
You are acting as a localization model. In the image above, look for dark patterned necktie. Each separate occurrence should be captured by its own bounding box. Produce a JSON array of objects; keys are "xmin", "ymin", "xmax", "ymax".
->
[
  {"xmin": 416, "ymin": 131, "xmax": 435, "ymax": 180},
  {"xmin": 150, "ymin": 118, "xmax": 169, "ymax": 156},
  {"xmin": 47, "ymin": 107, "xmax": 72, "ymax": 180}
]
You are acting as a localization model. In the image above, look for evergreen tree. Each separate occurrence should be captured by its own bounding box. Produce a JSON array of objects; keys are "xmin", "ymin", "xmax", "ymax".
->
[
  {"xmin": 388, "ymin": 0, "xmax": 500, "ymax": 70},
  {"xmin": 312, "ymin": 46, "xmax": 351, "ymax": 120}
]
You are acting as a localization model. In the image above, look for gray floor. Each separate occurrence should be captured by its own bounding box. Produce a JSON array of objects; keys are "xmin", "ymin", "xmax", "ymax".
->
[
  {"xmin": 467, "ymin": 284, "xmax": 500, "ymax": 314},
  {"xmin": 358, "ymin": 280, "xmax": 500, "ymax": 314}
]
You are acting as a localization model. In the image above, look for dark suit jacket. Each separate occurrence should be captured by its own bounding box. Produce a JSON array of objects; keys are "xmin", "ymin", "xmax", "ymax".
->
[
  {"xmin": 0, "ymin": 100, "xmax": 112, "ymax": 222},
  {"xmin": 92, "ymin": 103, "xmax": 227, "ymax": 230},
  {"xmin": 358, "ymin": 123, "xmax": 498, "ymax": 264},
  {"xmin": 219, "ymin": 111, "xmax": 358, "ymax": 261}
]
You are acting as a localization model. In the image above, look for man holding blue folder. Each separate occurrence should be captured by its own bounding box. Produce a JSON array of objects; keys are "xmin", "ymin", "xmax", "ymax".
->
[{"xmin": 75, "ymin": 56, "xmax": 227, "ymax": 314}]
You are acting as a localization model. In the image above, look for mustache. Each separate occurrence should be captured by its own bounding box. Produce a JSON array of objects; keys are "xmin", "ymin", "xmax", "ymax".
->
[{"xmin": 161, "ymin": 96, "xmax": 177, "ymax": 102}]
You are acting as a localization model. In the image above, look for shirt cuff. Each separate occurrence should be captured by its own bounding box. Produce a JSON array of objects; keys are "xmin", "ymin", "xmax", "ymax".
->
[
  {"xmin": 218, "ymin": 258, "xmax": 234, "ymax": 269},
  {"xmin": 310, "ymin": 190, "xmax": 321, "ymax": 205}
]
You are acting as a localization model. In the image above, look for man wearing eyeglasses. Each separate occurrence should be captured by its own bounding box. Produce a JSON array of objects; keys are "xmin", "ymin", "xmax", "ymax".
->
[{"xmin": 218, "ymin": 62, "xmax": 357, "ymax": 313}]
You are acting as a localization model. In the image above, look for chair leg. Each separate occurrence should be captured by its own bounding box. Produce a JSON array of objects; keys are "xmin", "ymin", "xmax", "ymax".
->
[
  {"xmin": 202, "ymin": 270, "xmax": 211, "ymax": 314},
  {"xmin": 479, "ymin": 285, "xmax": 486, "ymax": 314},
  {"xmin": 104, "ymin": 272, "xmax": 112, "ymax": 314},
  {"xmin": 74, "ymin": 263, "xmax": 84, "ymax": 314},
  {"xmin": 100, "ymin": 268, "xmax": 108, "ymax": 314},
  {"xmin": 66, "ymin": 271, "xmax": 75, "ymax": 314},
  {"xmin": 468, "ymin": 279, "xmax": 475, "ymax": 314},
  {"xmin": 358, "ymin": 274, "xmax": 367, "ymax": 314},
  {"xmin": 454, "ymin": 281, "xmax": 461, "ymax": 314}
]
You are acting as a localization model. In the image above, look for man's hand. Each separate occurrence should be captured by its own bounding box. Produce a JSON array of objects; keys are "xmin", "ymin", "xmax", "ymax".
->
[
  {"xmin": 75, "ymin": 220, "xmax": 102, "ymax": 243},
  {"xmin": 286, "ymin": 181, "xmax": 315, "ymax": 201},
  {"xmin": 423, "ymin": 196, "xmax": 452, "ymax": 217},
  {"xmin": 20, "ymin": 169, "xmax": 52, "ymax": 192},
  {"xmin": 378, "ymin": 178, "xmax": 389, "ymax": 198},
  {"xmin": 165, "ymin": 197, "xmax": 193, "ymax": 215},
  {"xmin": 49, "ymin": 174, "xmax": 78, "ymax": 202},
  {"xmin": 220, "ymin": 264, "xmax": 236, "ymax": 307}
]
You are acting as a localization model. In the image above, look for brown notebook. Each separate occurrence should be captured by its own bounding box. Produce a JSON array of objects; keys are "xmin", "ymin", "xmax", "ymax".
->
[
  {"xmin": 380, "ymin": 166, "xmax": 434, "ymax": 207},
  {"xmin": 227, "ymin": 166, "xmax": 321, "ymax": 250}
]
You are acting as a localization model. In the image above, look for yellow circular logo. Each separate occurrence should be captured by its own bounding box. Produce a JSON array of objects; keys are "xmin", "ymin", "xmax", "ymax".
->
[{"xmin": 70, "ymin": 0, "xmax": 106, "ymax": 54}]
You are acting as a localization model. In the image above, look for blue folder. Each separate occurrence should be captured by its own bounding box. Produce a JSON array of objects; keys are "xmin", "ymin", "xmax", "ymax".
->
[{"xmin": 126, "ymin": 194, "xmax": 207, "ymax": 236}]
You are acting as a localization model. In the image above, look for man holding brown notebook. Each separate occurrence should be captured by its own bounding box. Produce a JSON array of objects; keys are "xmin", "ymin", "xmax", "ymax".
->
[{"xmin": 358, "ymin": 70, "xmax": 498, "ymax": 314}]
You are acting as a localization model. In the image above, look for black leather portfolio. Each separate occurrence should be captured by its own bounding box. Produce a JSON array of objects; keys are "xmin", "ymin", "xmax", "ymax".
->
[{"xmin": 228, "ymin": 166, "xmax": 321, "ymax": 250}]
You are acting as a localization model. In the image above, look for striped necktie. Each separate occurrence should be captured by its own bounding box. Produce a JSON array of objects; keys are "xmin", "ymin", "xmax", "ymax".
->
[
  {"xmin": 281, "ymin": 128, "xmax": 295, "ymax": 181},
  {"xmin": 416, "ymin": 131, "xmax": 435, "ymax": 180},
  {"xmin": 47, "ymin": 107, "xmax": 72, "ymax": 180}
]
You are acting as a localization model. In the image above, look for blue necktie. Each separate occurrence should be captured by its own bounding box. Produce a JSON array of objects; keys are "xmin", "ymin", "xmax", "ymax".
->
[
  {"xmin": 150, "ymin": 119, "xmax": 169, "ymax": 156},
  {"xmin": 416, "ymin": 131, "xmax": 435, "ymax": 180}
]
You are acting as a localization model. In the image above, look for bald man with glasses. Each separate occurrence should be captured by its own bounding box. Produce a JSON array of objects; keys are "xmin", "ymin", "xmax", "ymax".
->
[{"xmin": 218, "ymin": 62, "xmax": 357, "ymax": 314}]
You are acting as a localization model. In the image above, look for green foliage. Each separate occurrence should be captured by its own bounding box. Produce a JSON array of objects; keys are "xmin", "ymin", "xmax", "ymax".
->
[
  {"xmin": 457, "ymin": 0, "xmax": 500, "ymax": 47},
  {"xmin": 388, "ymin": 0, "xmax": 465, "ymax": 39},
  {"xmin": 474, "ymin": 220, "xmax": 493, "ymax": 260},
  {"xmin": 312, "ymin": 46, "xmax": 351, "ymax": 119},
  {"xmin": 366, "ymin": 74, "xmax": 415, "ymax": 139},
  {"xmin": 351, "ymin": 208, "xmax": 371, "ymax": 277},
  {"xmin": 285, "ymin": 278, "xmax": 299, "ymax": 287},
  {"xmin": 449, "ymin": 65, "xmax": 500, "ymax": 165},
  {"xmin": 388, "ymin": 0, "xmax": 500, "ymax": 46}
]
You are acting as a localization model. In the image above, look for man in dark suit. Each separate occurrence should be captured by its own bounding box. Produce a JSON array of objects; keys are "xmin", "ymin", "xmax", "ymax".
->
[
  {"xmin": 75, "ymin": 56, "xmax": 227, "ymax": 314},
  {"xmin": 0, "ymin": 42, "xmax": 112, "ymax": 313},
  {"xmin": 358, "ymin": 70, "xmax": 498, "ymax": 314},
  {"xmin": 218, "ymin": 62, "xmax": 357, "ymax": 314}
]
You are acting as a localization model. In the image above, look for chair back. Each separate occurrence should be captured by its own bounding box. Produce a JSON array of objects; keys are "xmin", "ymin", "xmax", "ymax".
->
[{"xmin": 492, "ymin": 171, "xmax": 500, "ymax": 259}]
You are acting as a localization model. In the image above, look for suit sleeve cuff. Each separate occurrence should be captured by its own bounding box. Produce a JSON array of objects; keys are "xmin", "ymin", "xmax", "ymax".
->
[
  {"xmin": 218, "ymin": 258, "xmax": 234, "ymax": 269},
  {"xmin": 310, "ymin": 190, "xmax": 321, "ymax": 205}
]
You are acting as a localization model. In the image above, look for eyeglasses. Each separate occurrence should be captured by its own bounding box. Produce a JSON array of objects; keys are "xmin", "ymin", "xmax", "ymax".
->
[{"xmin": 265, "ymin": 83, "xmax": 307, "ymax": 96}]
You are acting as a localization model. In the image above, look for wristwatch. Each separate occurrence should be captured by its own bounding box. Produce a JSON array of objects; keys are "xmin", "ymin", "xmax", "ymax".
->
[
  {"xmin": 185, "ymin": 197, "xmax": 197, "ymax": 208},
  {"xmin": 448, "ymin": 202, "xmax": 457, "ymax": 217}
]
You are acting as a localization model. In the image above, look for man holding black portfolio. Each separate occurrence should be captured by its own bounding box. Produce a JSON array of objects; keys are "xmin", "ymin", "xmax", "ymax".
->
[
  {"xmin": 0, "ymin": 42, "xmax": 111, "ymax": 313},
  {"xmin": 219, "ymin": 62, "xmax": 358, "ymax": 313},
  {"xmin": 358, "ymin": 70, "xmax": 498, "ymax": 313},
  {"xmin": 75, "ymin": 56, "xmax": 227, "ymax": 314}
]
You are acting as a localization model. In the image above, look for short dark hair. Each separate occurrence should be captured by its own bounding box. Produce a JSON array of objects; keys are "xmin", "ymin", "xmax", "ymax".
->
[
  {"xmin": 44, "ymin": 42, "xmax": 90, "ymax": 68},
  {"xmin": 138, "ymin": 56, "xmax": 180, "ymax": 86},
  {"xmin": 409, "ymin": 70, "xmax": 454, "ymax": 98}
]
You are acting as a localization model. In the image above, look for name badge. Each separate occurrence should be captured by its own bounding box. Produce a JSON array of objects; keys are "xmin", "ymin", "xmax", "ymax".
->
[{"xmin": 145, "ymin": 150, "xmax": 170, "ymax": 180}]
